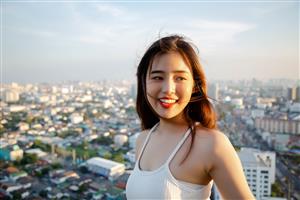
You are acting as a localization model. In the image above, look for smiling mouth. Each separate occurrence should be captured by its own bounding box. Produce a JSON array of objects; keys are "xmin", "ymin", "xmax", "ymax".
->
[{"xmin": 159, "ymin": 98, "xmax": 178, "ymax": 108}]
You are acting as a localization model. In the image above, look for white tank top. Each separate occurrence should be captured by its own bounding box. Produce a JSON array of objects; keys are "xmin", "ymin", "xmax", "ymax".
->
[{"xmin": 126, "ymin": 123, "xmax": 213, "ymax": 200}]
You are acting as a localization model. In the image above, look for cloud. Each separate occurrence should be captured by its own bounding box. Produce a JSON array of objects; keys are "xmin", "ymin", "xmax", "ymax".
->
[
  {"xmin": 249, "ymin": 5, "xmax": 283, "ymax": 17},
  {"xmin": 156, "ymin": 19, "xmax": 255, "ymax": 56},
  {"xmin": 95, "ymin": 4, "xmax": 123, "ymax": 17}
]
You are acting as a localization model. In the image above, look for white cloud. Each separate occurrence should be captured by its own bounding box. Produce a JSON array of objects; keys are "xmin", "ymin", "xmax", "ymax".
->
[
  {"xmin": 179, "ymin": 19, "xmax": 256, "ymax": 54},
  {"xmin": 96, "ymin": 4, "xmax": 123, "ymax": 17}
]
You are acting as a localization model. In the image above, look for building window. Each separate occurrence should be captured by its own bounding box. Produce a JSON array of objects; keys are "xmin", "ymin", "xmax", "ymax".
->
[{"xmin": 261, "ymin": 170, "xmax": 268, "ymax": 174}]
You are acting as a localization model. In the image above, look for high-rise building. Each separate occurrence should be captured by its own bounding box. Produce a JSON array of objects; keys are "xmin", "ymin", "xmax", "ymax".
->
[
  {"xmin": 255, "ymin": 117, "xmax": 300, "ymax": 135},
  {"xmin": 208, "ymin": 83, "xmax": 219, "ymax": 101},
  {"xmin": 212, "ymin": 148, "xmax": 276, "ymax": 200},
  {"xmin": 296, "ymin": 86, "xmax": 300, "ymax": 102},
  {"xmin": 239, "ymin": 148, "xmax": 275, "ymax": 199},
  {"xmin": 287, "ymin": 87, "xmax": 297, "ymax": 101}
]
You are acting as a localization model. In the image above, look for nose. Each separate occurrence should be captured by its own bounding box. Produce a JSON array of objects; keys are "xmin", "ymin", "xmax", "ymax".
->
[{"xmin": 162, "ymin": 78, "xmax": 175, "ymax": 94}]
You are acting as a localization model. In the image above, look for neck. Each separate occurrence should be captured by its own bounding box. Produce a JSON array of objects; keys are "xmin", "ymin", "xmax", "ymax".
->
[{"xmin": 157, "ymin": 117, "xmax": 190, "ymax": 136}]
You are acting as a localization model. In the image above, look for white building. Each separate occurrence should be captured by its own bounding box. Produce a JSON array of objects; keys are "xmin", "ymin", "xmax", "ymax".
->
[
  {"xmin": 70, "ymin": 113, "xmax": 84, "ymax": 124},
  {"xmin": 251, "ymin": 109, "xmax": 265, "ymax": 119},
  {"xmin": 231, "ymin": 98, "xmax": 244, "ymax": 109},
  {"xmin": 125, "ymin": 149, "xmax": 136, "ymax": 163},
  {"xmin": 129, "ymin": 132, "xmax": 140, "ymax": 149},
  {"xmin": 114, "ymin": 134, "xmax": 128, "ymax": 147},
  {"xmin": 9, "ymin": 105, "xmax": 26, "ymax": 113},
  {"xmin": 239, "ymin": 148, "xmax": 276, "ymax": 199},
  {"xmin": 213, "ymin": 148, "xmax": 276, "ymax": 200},
  {"xmin": 25, "ymin": 148, "xmax": 47, "ymax": 158},
  {"xmin": 4, "ymin": 90, "xmax": 19, "ymax": 102},
  {"xmin": 86, "ymin": 157, "xmax": 125, "ymax": 180}
]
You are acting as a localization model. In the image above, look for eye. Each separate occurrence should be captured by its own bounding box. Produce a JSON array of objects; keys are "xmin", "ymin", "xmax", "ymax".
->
[
  {"xmin": 151, "ymin": 76, "xmax": 163, "ymax": 80},
  {"xmin": 176, "ymin": 77, "xmax": 186, "ymax": 81}
]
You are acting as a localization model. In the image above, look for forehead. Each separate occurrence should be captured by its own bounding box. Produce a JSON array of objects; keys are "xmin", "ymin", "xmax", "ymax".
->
[{"xmin": 149, "ymin": 52, "xmax": 192, "ymax": 74}]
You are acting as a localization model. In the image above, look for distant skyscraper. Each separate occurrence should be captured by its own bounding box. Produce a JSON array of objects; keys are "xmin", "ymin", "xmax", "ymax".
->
[
  {"xmin": 296, "ymin": 86, "xmax": 300, "ymax": 102},
  {"xmin": 208, "ymin": 83, "xmax": 219, "ymax": 101},
  {"xmin": 130, "ymin": 84, "xmax": 137, "ymax": 99},
  {"xmin": 287, "ymin": 87, "xmax": 296, "ymax": 101}
]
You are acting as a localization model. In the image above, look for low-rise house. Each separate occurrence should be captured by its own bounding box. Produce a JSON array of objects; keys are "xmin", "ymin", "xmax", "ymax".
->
[
  {"xmin": 17, "ymin": 176, "xmax": 33, "ymax": 189},
  {"xmin": 25, "ymin": 148, "xmax": 47, "ymax": 158},
  {"xmin": 0, "ymin": 181, "xmax": 22, "ymax": 193},
  {"xmin": 6, "ymin": 166, "xmax": 19, "ymax": 174},
  {"xmin": 0, "ymin": 145, "xmax": 23, "ymax": 161},
  {"xmin": 51, "ymin": 171, "xmax": 79, "ymax": 184},
  {"xmin": 114, "ymin": 172, "xmax": 130, "ymax": 190},
  {"xmin": 10, "ymin": 171, "xmax": 28, "ymax": 181},
  {"xmin": 106, "ymin": 186, "xmax": 125, "ymax": 200},
  {"xmin": 12, "ymin": 187, "xmax": 30, "ymax": 199}
]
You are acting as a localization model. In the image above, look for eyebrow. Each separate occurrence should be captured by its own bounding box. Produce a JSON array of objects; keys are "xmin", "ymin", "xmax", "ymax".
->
[{"xmin": 150, "ymin": 70, "xmax": 189, "ymax": 74}]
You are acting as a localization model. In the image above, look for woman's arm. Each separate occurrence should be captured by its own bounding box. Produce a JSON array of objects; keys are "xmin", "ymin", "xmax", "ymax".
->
[{"xmin": 208, "ymin": 131, "xmax": 255, "ymax": 200}]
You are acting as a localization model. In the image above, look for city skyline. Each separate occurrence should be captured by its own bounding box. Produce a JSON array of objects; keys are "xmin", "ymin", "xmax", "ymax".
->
[{"xmin": 2, "ymin": 1, "xmax": 299, "ymax": 83}]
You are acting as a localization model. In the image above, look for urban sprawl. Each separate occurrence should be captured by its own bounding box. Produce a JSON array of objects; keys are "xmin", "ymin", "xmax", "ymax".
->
[{"xmin": 0, "ymin": 79, "xmax": 299, "ymax": 200}]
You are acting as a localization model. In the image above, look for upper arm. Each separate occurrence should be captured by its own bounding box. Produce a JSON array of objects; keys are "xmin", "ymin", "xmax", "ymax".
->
[
  {"xmin": 208, "ymin": 132, "xmax": 255, "ymax": 200},
  {"xmin": 135, "ymin": 130, "xmax": 149, "ymax": 160}
]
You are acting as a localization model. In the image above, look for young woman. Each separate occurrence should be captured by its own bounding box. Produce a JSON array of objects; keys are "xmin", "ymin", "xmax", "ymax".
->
[{"xmin": 126, "ymin": 35, "xmax": 255, "ymax": 200}]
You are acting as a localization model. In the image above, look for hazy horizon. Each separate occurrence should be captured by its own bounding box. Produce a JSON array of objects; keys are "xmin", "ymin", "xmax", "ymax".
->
[{"xmin": 2, "ymin": 1, "xmax": 299, "ymax": 83}]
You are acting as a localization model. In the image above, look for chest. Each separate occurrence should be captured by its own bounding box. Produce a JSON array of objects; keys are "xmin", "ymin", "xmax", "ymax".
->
[{"xmin": 138, "ymin": 133, "xmax": 212, "ymax": 185}]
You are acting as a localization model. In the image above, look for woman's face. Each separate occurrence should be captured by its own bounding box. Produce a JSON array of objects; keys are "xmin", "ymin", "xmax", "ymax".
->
[{"xmin": 146, "ymin": 52, "xmax": 194, "ymax": 121}]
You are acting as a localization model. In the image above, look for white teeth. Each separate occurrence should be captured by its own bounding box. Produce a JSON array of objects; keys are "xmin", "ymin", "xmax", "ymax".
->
[{"xmin": 160, "ymin": 99, "xmax": 176, "ymax": 103}]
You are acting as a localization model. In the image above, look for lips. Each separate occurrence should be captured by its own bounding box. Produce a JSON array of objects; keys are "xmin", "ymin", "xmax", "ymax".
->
[{"xmin": 159, "ymin": 98, "xmax": 178, "ymax": 108}]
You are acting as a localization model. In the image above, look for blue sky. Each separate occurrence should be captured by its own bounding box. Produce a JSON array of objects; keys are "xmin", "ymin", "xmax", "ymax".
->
[{"xmin": 2, "ymin": 1, "xmax": 299, "ymax": 83}]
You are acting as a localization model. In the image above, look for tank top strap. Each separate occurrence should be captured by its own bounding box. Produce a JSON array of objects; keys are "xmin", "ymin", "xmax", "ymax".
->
[
  {"xmin": 136, "ymin": 123, "xmax": 159, "ymax": 162},
  {"xmin": 166, "ymin": 128, "xmax": 191, "ymax": 164}
]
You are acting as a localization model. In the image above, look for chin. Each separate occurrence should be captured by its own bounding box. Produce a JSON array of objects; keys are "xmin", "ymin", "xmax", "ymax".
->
[{"xmin": 157, "ymin": 112, "xmax": 184, "ymax": 121}]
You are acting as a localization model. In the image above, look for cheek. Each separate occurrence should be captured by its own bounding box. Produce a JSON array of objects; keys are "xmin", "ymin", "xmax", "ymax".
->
[
  {"xmin": 146, "ymin": 82, "xmax": 159, "ymax": 101},
  {"xmin": 180, "ymin": 84, "xmax": 193, "ymax": 96},
  {"xmin": 146, "ymin": 80, "xmax": 158, "ymax": 91}
]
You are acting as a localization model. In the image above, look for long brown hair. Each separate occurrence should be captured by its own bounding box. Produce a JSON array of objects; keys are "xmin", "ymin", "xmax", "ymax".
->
[{"xmin": 136, "ymin": 35, "xmax": 217, "ymax": 162}]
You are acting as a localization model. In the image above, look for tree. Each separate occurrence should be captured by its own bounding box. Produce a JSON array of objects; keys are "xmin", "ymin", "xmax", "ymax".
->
[
  {"xmin": 39, "ymin": 190, "xmax": 48, "ymax": 198},
  {"xmin": 113, "ymin": 153, "xmax": 124, "ymax": 163},
  {"xmin": 96, "ymin": 136, "xmax": 113, "ymax": 146},
  {"xmin": 103, "ymin": 152, "xmax": 112, "ymax": 159},
  {"xmin": 79, "ymin": 166, "xmax": 88, "ymax": 174},
  {"xmin": 51, "ymin": 162, "xmax": 62, "ymax": 169},
  {"xmin": 78, "ymin": 184, "xmax": 88, "ymax": 193},
  {"xmin": 21, "ymin": 153, "xmax": 38, "ymax": 165},
  {"xmin": 41, "ymin": 167, "xmax": 50, "ymax": 175},
  {"xmin": 12, "ymin": 192, "xmax": 22, "ymax": 200}
]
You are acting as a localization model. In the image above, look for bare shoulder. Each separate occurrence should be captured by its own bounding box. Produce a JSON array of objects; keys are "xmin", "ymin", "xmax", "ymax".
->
[
  {"xmin": 194, "ymin": 126, "xmax": 231, "ymax": 151},
  {"xmin": 136, "ymin": 129, "xmax": 150, "ymax": 147},
  {"xmin": 135, "ymin": 129, "xmax": 150, "ymax": 158},
  {"xmin": 193, "ymin": 126, "xmax": 235, "ymax": 170}
]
